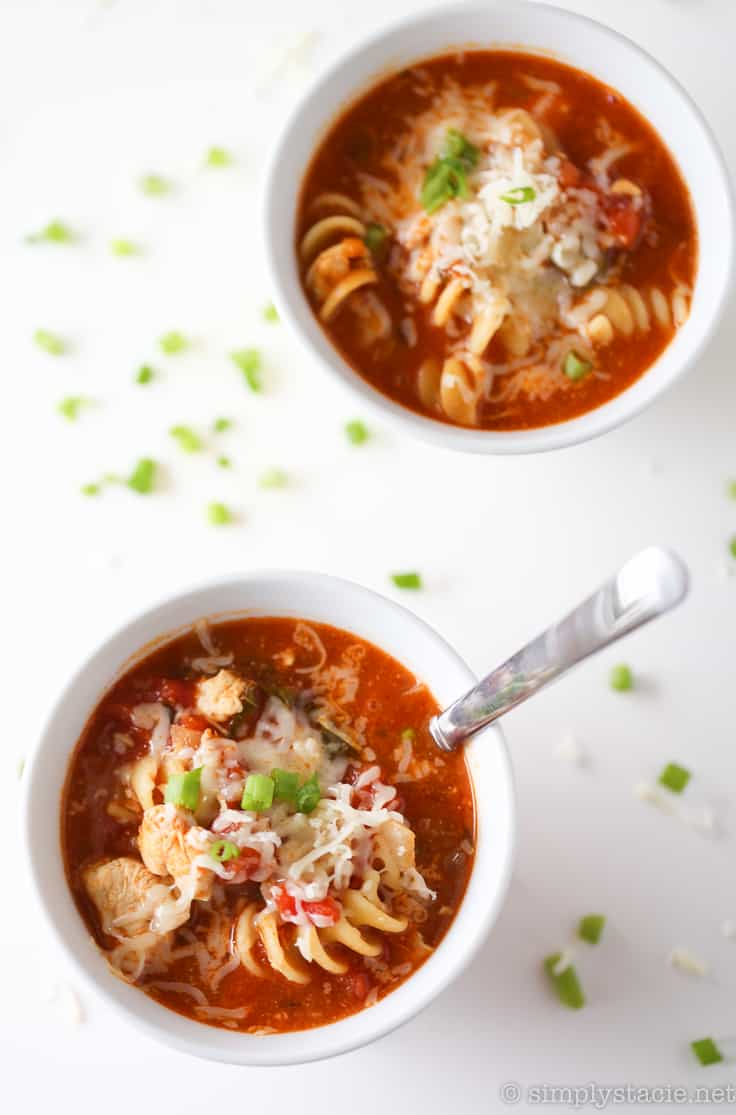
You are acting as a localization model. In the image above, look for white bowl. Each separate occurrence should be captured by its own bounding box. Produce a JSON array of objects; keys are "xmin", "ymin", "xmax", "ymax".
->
[
  {"xmin": 22, "ymin": 572, "xmax": 515, "ymax": 1066},
  {"xmin": 264, "ymin": 0, "xmax": 733, "ymax": 455}
]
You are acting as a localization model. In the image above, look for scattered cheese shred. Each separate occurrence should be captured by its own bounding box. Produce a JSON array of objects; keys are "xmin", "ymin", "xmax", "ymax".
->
[{"xmin": 669, "ymin": 948, "xmax": 709, "ymax": 978}]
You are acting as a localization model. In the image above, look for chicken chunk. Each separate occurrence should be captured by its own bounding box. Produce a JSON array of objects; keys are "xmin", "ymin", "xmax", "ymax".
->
[
  {"xmin": 83, "ymin": 856, "xmax": 167, "ymax": 937},
  {"xmin": 373, "ymin": 820, "xmax": 416, "ymax": 890},
  {"xmin": 195, "ymin": 668, "xmax": 247, "ymax": 723},
  {"xmin": 196, "ymin": 729, "xmax": 246, "ymax": 822},
  {"xmin": 138, "ymin": 803, "xmax": 213, "ymax": 901}
]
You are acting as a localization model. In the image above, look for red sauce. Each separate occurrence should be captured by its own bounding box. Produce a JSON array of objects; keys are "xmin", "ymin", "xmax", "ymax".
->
[
  {"xmin": 298, "ymin": 51, "xmax": 697, "ymax": 430},
  {"xmin": 62, "ymin": 618, "xmax": 475, "ymax": 1033}
]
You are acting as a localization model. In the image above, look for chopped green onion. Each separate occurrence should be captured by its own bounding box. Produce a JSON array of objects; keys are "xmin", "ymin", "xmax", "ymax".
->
[
  {"xmin": 160, "ymin": 331, "xmax": 188, "ymax": 355},
  {"xmin": 241, "ymin": 772, "xmax": 275, "ymax": 812},
  {"xmin": 728, "ymin": 479, "xmax": 736, "ymax": 500},
  {"xmin": 391, "ymin": 572, "xmax": 422, "ymax": 590},
  {"xmin": 295, "ymin": 772, "xmax": 321, "ymax": 814},
  {"xmin": 609, "ymin": 663, "xmax": 633, "ymax": 691},
  {"xmin": 127, "ymin": 457, "xmax": 157, "ymax": 494},
  {"xmin": 500, "ymin": 185, "xmax": 537, "ymax": 205},
  {"xmin": 80, "ymin": 482, "xmax": 101, "ymax": 496},
  {"xmin": 443, "ymin": 129, "xmax": 479, "ymax": 167},
  {"xmin": 578, "ymin": 914, "xmax": 606, "ymax": 944},
  {"xmin": 345, "ymin": 419, "xmax": 369, "ymax": 445},
  {"xmin": 271, "ymin": 768, "xmax": 300, "ymax": 803},
  {"xmin": 216, "ymin": 455, "xmax": 232, "ymax": 469},
  {"xmin": 401, "ymin": 727, "xmax": 416, "ymax": 742},
  {"xmin": 563, "ymin": 350, "xmax": 592, "ymax": 381},
  {"xmin": 164, "ymin": 767, "xmax": 202, "ymax": 810},
  {"xmin": 544, "ymin": 954, "xmax": 585, "ymax": 1009},
  {"xmin": 57, "ymin": 396, "xmax": 92, "ymax": 421},
  {"xmin": 421, "ymin": 156, "xmax": 472, "ymax": 214},
  {"xmin": 259, "ymin": 467, "xmax": 288, "ymax": 489},
  {"xmin": 364, "ymin": 223, "xmax": 388, "ymax": 254},
  {"xmin": 207, "ymin": 501, "xmax": 233, "ymax": 525},
  {"xmin": 691, "ymin": 1038, "xmax": 723, "ymax": 1066},
  {"xmin": 110, "ymin": 238, "xmax": 140, "ymax": 256},
  {"xmin": 135, "ymin": 364, "xmax": 155, "ymax": 385},
  {"xmin": 140, "ymin": 173, "xmax": 171, "ymax": 196},
  {"xmin": 420, "ymin": 129, "xmax": 479, "ymax": 214},
  {"xmin": 33, "ymin": 328, "xmax": 66, "ymax": 355},
  {"xmin": 210, "ymin": 839, "xmax": 240, "ymax": 863},
  {"xmin": 658, "ymin": 762, "xmax": 691, "ymax": 794},
  {"xmin": 729, "ymin": 535, "xmax": 736, "ymax": 560},
  {"xmin": 205, "ymin": 146, "xmax": 233, "ymax": 167},
  {"xmin": 230, "ymin": 348, "xmax": 262, "ymax": 391},
  {"xmin": 213, "ymin": 417, "xmax": 232, "ymax": 432},
  {"xmin": 169, "ymin": 425, "xmax": 202, "ymax": 452},
  {"xmin": 26, "ymin": 219, "xmax": 75, "ymax": 244},
  {"xmin": 262, "ymin": 302, "xmax": 279, "ymax": 323}
]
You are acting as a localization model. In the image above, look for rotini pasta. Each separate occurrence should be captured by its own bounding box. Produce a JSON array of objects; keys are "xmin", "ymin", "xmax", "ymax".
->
[
  {"xmin": 438, "ymin": 355, "xmax": 487, "ymax": 426},
  {"xmin": 234, "ymin": 870, "xmax": 409, "ymax": 984},
  {"xmin": 297, "ymin": 50, "xmax": 697, "ymax": 430},
  {"xmin": 582, "ymin": 283, "xmax": 692, "ymax": 347},
  {"xmin": 63, "ymin": 617, "xmax": 475, "ymax": 1033},
  {"xmin": 300, "ymin": 193, "xmax": 378, "ymax": 322}
]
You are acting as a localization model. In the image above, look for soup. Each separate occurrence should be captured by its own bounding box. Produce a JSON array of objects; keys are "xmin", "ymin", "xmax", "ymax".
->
[
  {"xmin": 297, "ymin": 51, "xmax": 697, "ymax": 430},
  {"xmin": 62, "ymin": 617, "xmax": 475, "ymax": 1033}
]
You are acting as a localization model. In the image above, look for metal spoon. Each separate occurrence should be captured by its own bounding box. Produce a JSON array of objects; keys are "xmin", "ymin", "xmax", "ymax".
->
[{"xmin": 430, "ymin": 546, "xmax": 689, "ymax": 752}]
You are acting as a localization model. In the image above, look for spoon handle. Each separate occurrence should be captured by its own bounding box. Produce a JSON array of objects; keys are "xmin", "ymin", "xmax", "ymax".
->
[{"xmin": 429, "ymin": 546, "xmax": 689, "ymax": 752}]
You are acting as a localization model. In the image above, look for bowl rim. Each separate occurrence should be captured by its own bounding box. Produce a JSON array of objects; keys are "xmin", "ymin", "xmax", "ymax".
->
[
  {"xmin": 21, "ymin": 569, "xmax": 516, "ymax": 1066},
  {"xmin": 262, "ymin": 0, "xmax": 735, "ymax": 456}
]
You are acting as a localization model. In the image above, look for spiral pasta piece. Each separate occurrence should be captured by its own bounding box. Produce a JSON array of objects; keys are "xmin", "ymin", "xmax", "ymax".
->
[
  {"xmin": 308, "ymin": 192, "xmax": 364, "ymax": 219},
  {"xmin": 302, "ymin": 190, "xmax": 378, "ymax": 323},
  {"xmin": 417, "ymin": 358, "xmax": 442, "ymax": 411},
  {"xmin": 234, "ymin": 903, "xmax": 266, "ymax": 978},
  {"xmin": 418, "ymin": 267, "xmax": 509, "ymax": 359},
  {"xmin": 432, "ymin": 276, "xmax": 468, "ymax": 327},
  {"xmin": 320, "ymin": 269, "xmax": 378, "ymax": 323},
  {"xmin": 257, "ymin": 911, "xmax": 311, "ymax": 985},
  {"xmin": 439, "ymin": 355, "xmax": 486, "ymax": 425},
  {"xmin": 300, "ymin": 216, "xmax": 367, "ymax": 265},
  {"xmin": 296, "ymin": 925, "xmax": 348, "ymax": 974},
  {"xmin": 582, "ymin": 284, "xmax": 691, "ymax": 346},
  {"xmin": 342, "ymin": 873, "xmax": 408, "ymax": 933},
  {"xmin": 469, "ymin": 297, "xmax": 510, "ymax": 355},
  {"xmin": 234, "ymin": 872, "xmax": 409, "ymax": 984},
  {"xmin": 321, "ymin": 914, "xmax": 382, "ymax": 958}
]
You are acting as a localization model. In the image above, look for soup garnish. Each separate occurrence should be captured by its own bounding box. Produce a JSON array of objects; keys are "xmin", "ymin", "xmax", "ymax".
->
[
  {"xmin": 62, "ymin": 617, "xmax": 474, "ymax": 1033},
  {"xmin": 297, "ymin": 51, "xmax": 697, "ymax": 430}
]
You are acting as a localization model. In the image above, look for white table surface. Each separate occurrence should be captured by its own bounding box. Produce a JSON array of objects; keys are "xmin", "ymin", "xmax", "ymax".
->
[{"xmin": 4, "ymin": 0, "xmax": 736, "ymax": 1109}]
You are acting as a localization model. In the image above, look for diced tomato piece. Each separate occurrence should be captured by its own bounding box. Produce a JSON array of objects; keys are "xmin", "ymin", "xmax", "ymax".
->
[
  {"xmin": 274, "ymin": 888, "xmax": 297, "ymax": 918},
  {"xmin": 176, "ymin": 711, "xmax": 209, "ymax": 732},
  {"xmin": 558, "ymin": 157, "xmax": 581, "ymax": 190},
  {"xmin": 158, "ymin": 678, "xmax": 197, "ymax": 708},
  {"xmin": 606, "ymin": 205, "xmax": 642, "ymax": 249},
  {"xmin": 225, "ymin": 846, "xmax": 261, "ymax": 884},
  {"xmin": 342, "ymin": 764, "xmax": 360, "ymax": 786},
  {"xmin": 303, "ymin": 897, "xmax": 341, "ymax": 926},
  {"xmin": 350, "ymin": 971, "xmax": 371, "ymax": 1000},
  {"xmin": 273, "ymin": 889, "xmax": 340, "ymax": 925}
]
